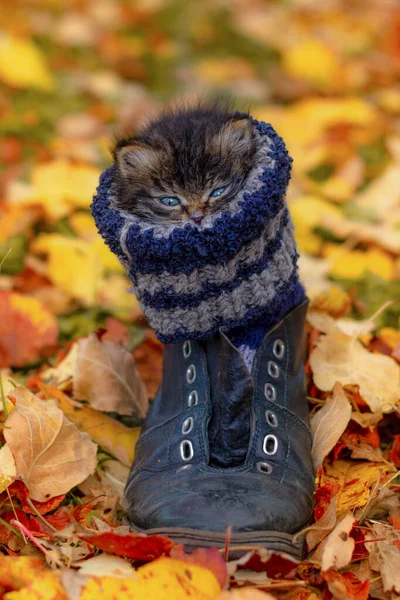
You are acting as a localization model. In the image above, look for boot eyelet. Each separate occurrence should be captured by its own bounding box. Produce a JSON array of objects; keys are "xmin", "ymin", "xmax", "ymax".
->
[
  {"xmin": 268, "ymin": 361, "xmax": 279, "ymax": 379},
  {"xmin": 257, "ymin": 461, "xmax": 273, "ymax": 474},
  {"xmin": 183, "ymin": 340, "xmax": 191, "ymax": 359},
  {"xmin": 273, "ymin": 339, "xmax": 285, "ymax": 360},
  {"xmin": 266, "ymin": 410, "xmax": 278, "ymax": 428},
  {"xmin": 263, "ymin": 434, "xmax": 278, "ymax": 456},
  {"xmin": 186, "ymin": 364, "xmax": 196, "ymax": 384},
  {"xmin": 264, "ymin": 383, "xmax": 276, "ymax": 402},
  {"xmin": 188, "ymin": 390, "xmax": 198, "ymax": 407},
  {"xmin": 180, "ymin": 440, "xmax": 194, "ymax": 461},
  {"xmin": 182, "ymin": 416, "xmax": 194, "ymax": 435}
]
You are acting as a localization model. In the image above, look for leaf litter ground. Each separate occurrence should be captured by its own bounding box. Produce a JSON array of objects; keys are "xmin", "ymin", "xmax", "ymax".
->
[{"xmin": 0, "ymin": 0, "xmax": 399, "ymax": 598}]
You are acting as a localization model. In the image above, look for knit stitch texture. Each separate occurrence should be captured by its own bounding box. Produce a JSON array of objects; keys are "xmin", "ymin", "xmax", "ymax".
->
[{"xmin": 91, "ymin": 119, "xmax": 305, "ymax": 343}]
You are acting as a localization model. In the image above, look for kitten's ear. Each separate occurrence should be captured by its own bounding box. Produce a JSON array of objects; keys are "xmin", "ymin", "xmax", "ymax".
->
[
  {"xmin": 211, "ymin": 118, "xmax": 254, "ymax": 155},
  {"xmin": 115, "ymin": 142, "xmax": 160, "ymax": 178}
]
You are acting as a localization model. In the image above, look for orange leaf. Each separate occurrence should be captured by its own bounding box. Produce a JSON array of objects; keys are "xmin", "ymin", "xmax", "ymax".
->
[
  {"xmin": 0, "ymin": 291, "xmax": 58, "ymax": 367},
  {"xmin": 323, "ymin": 568, "xmax": 369, "ymax": 600},
  {"xmin": 79, "ymin": 530, "xmax": 174, "ymax": 561}
]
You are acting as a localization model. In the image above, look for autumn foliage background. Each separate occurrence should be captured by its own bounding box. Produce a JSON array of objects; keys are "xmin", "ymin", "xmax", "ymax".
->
[{"xmin": 0, "ymin": 1, "xmax": 399, "ymax": 599}]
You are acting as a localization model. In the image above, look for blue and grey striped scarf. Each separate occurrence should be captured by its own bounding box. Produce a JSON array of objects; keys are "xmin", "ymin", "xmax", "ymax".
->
[{"xmin": 91, "ymin": 120, "xmax": 305, "ymax": 347}]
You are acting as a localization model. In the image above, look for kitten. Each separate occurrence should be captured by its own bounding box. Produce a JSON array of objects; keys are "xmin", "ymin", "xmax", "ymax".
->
[{"xmin": 112, "ymin": 106, "xmax": 259, "ymax": 226}]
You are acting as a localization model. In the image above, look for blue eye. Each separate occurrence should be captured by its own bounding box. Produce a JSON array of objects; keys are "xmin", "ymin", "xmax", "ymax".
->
[
  {"xmin": 160, "ymin": 197, "xmax": 181, "ymax": 207},
  {"xmin": 209, "ymin": 187, "xmax": 226, "ymax": 198}
]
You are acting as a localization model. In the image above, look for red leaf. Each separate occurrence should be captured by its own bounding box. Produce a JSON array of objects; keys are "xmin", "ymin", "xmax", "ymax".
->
[
  {"xmin": 43, "ymin": 506, "xmax": 70, "ymax": 531},
  {"xmin": 390, "ymin": 434, "xmax": 400, "ymax": 467},
  {"xmin": 101, "ymin": 318, "xmax": 130, "ymax": 346},
  {"xmin": 350, "ymin": 524, "xmax": 369, "ymax": 561},
  {"xmin": 323, "ymin": 568, "xmax": 369, "ymax": 600},
  {"xmin": 170, "ymin": 545, "xmax": 227, "ymax": 589},
  {"xmin": 1, "ymin": 509, "xmax": 45, "ymax": 538},
  {"xmin": 0, "ymin": 291, "xmax": 58, "ymax": 368},
  {"xmin": 79, "ymin": 530, "xmax": 174, "ymax": 560},
  {"xmin": 8, "ymin": 481, "xmax": 65, "ymax": 515},
  {"xmin": 314, "ymin": 482, "xmax": 341, "ymax": 521},
  {"xmin": 342, "ymin": 421, "xmax": 380, "ymax": 449},
  {"xmin": 240, "ymin": 550, "xmax": 299, "ymax": 579}
]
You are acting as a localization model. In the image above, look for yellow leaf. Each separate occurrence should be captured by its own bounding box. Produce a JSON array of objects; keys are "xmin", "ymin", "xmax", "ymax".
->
[
  {"xmin": 310, "ymin": 331, "xmax": 400, "ymax": 413},
  {"xmin": 32, "ymin": 233, "xmax": 102, "ymax": 305},
  {"xmin": 321, "ymin": 460, "xmax": 386, "ymax": 513},
  {"xmin": 4, "ymin": 386, "xmax": 97, "ymax": 502},
  {"xmin": 31, "ymin": 160, "xmax": 100, "ymax": 220},
  {"xmin": 0, "ymin": 556, "xmax": 67, "ymax": 600},
  {"xmin": 98, "ymin": 273, "xmax": 138, "ymax": 318},
  {"xmin": 282, "ymin": 39, "xmax": 339, "ymax": 88},
  {"xmin": 69, "ymin": 213, "xmax": 124, "ymax": 273},
  {"xmin": 323, "ymin": 245, "xmax": 394, "ymax": 281},
  {"xmin": 290, "ymin": 195, "xmax": 342, "ymax": 255},
  {"xmin": 310, "ymin": 287, "xmax": 351, "ymax": 319},
  {"xmin": 0, "ymin": 33, "xmax": 54, "ymax": 91},
  {"xmin": 40, "ymin": 383, "xmax": 140, "ymax": 467},
  {"xmin": 0, "ymin": 444, "xmax": 16, "ymax": 493},
  {"xmin": 379, "ymin": 328, "xmax": 400, "ymax": 349},
  {"xmin": 80, "ymin": 557, "xmax": 220, "ymax": 600}
]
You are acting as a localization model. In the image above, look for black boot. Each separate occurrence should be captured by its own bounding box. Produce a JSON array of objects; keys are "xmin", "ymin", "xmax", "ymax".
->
[{"xmin": 124, "ymin": 301, "xmax": 314, "ymax": 558}]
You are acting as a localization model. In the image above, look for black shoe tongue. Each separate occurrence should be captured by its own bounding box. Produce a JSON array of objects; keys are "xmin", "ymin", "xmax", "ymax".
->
[{"xmin": 206, "ymin": 333, "xmax": 254, "ymax": 468}]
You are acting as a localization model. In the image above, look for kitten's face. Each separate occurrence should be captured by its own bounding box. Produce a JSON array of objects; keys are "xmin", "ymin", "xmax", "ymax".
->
[{"xmin": 113, "ymin": 109, "xmax": 259, "ymax": 226}]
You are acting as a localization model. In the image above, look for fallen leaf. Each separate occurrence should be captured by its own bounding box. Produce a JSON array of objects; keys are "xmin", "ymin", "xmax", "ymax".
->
[
  {"xmin": 76, "ymin": 553, "xmax": 136, "ymax": 578},
  {"xmin": 4, "ymin": 386, "xmax": 97, "ymax": 502},
  {"xmin": 309, "ymin": 287, "xmax": 351, "ymax": 319},
  {"xmin": 74, "ymin": 333, "xmax": 148, "ymax": 417},
  {"xmin": 32, "ymin": 234, "xmax": 102, "ymax": 306},
  {"xmin": 79, "ymin": 557, "xmax": 220, "ymax": 600},
  {"xmin": 133, "ymin": 331, "xmax": 164, "ymax": 398},
  {"xmin": 79, "ymin": 530, "xmax": 174, "ymax": 561},
  {"xmin": 282, "ymin": 39, "xmax": 339, "ymax": 88},
  {"xmin": 39, "ymin": 383, "xmax": 140, "ymax": 466},
  {"xmin": 0, "ymin": 556, "xmax": 67, "ymax": 599},
  {"xmin": 323, "ymin": 568, "xmax": 370, "ymax": 600},
  {"xmin": 0, "ymin": 291, "xmax": 58, "ymax": 368},
  {"xmin": 307, "ymin": 486, "xmax": 339, "ymax": 551},
  {"xmin": 170, "ymin": 545, "xmax": 227, "ymax": 589},
  {"xmin": 323, "ymin": 245, "xmax": 395, "ymax": 282},
  {"xmin": 0, "ymin": 444, "xmax": 16, "ymax": 494},
  {"xmin": 310, "ymin": 331, "xmax": 400, "ymax": 413},
  {"xmin": 321, "ymin": 513, "xmax": 355, "ymax": 572},
  {"xmin": 366, "ymin": 523, "xmax": 400, "ymax": 594},
  {"xmin": 217, "ymin": 589, "xmax": 277, "ymax": 599},
  {"xmin": 320, "ymin": 460, "xmax": 386, "ymax": 513},
  {"xmin": 0, "ymin": 33, "xmax": 54, "ymax": 91},
  {"xmin": 311, "ymin": 383, "xmax": 352, "ymax": 470}
]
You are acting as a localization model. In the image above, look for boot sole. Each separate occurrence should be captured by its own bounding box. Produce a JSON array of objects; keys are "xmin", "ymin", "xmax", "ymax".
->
[{"xmin": 127, "ymin": 522, "xmax": 306, "ymax": 559}]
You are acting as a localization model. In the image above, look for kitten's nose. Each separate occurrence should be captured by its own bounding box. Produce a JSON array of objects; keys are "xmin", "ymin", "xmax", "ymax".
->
[{"xmin": 190, "ymin": 211, "xmax": 204, "ymax": 225}]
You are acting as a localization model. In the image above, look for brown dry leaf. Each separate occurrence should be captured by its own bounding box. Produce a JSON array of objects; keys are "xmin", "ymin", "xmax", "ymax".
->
[
  {"xmin": 74, "ymin": 333, "xmax": 148, "ymax": 417},
  {"xmin": 367, "ymin": 523, "xmax": 400, "ymax": 594},
  {"xmin": 311, "ymin": 383, "xmax": 352, "ymax": 471},
  {"xmin": 306, "ymin": 494, "xmax": 338, "ymax": 551},
  {"xmin": 321, "ymin": 513, "xmax": 355, "ymax": 572},
  {"xmin": 309, "ymin": 331, "xmax": 400, "ymax": 413},
  {"xmin": 4, "ymin": 386, "xmax": 97, "ymax": 502},
  {"xmin": 322, "ymin": 215, "xmax": 400, "ymax": 254}
]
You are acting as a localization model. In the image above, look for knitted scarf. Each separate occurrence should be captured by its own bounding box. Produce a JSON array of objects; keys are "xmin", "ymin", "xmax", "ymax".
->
[{"xmin": 91, "ymin": 119, "xmax": 305, "ymax": 347}]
